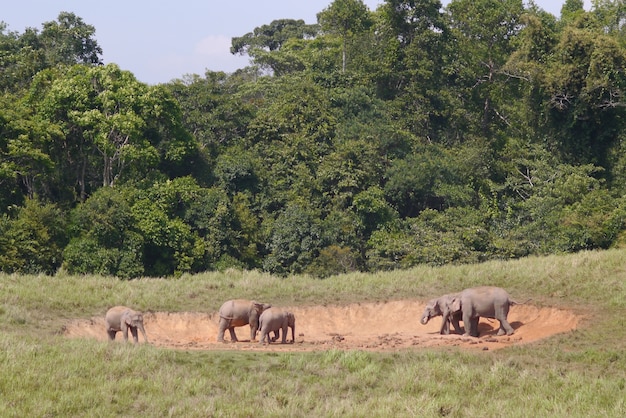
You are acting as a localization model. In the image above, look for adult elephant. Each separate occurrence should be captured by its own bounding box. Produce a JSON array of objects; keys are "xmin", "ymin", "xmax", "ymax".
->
[
  {"xmin": 105, "ymin": 306, "xmax": 149, "ymax": 343},
  {"xmin": 420, "ymin": 293, "xmax": 463, "ymax": 335},
  {"xmin": 217, "ymin": 299, "xmax": 272, "ymax": 342},
  {"xmin": 258, "ymin": 307, "xmax": 296, "ymax": 344},
  {"xmin": 452, "ymin": 286, "xmax": 522, "ymax": 337}
]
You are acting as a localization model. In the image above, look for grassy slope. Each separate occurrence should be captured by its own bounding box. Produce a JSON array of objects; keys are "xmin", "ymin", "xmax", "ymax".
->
[{"xmin": 1, "ymin": 249, "xmax": 625, "ymax": 417}]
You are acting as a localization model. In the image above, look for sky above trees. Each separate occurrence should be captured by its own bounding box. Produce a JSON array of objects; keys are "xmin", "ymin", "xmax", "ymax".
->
[{"xmin": 4, "ymin": 0, "xmax": 589, "ymax": 83}]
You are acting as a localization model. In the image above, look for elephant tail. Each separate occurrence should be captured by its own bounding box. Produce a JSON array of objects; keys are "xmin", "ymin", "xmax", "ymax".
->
[{"xmin": 510, "ymin": 298, "xmax": 532, "ymax": 306}]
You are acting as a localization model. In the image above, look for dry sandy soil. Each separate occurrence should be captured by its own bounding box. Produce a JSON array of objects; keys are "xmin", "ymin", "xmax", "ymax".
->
[{"xmin": 64, "ymin": 300, "xmax": 582, "ymax": 352}]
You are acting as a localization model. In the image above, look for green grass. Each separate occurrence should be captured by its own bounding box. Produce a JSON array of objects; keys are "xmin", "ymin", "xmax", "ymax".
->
[{"xmin": 1, "ymin": 249, "xmax": 625, "ymax": 417}]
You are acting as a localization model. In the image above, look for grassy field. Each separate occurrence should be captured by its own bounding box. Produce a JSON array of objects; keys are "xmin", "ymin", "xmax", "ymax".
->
[{"xmin": 1, "ymin": 249, "xmax": 625, "ymax": 417}]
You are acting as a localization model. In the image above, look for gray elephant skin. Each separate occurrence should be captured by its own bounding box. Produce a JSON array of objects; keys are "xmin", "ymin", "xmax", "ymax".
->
[
  {"xmin": 105, "ymin": 306, "xmax": 149, "ymax": 343},
  {"xmin": 452, "ymin": 286, "xmax": 522, "ymax": 337},
  {"xmin": 420, "ymin": 293, "xmax": 463, "ymax": 335},
  {"xmin": 217, "ymin": 299, "xmax": 272, "ymax": 342},
  {"xmin": 258, "ymin": 307, "xmax": 296, "ymax": 344}
]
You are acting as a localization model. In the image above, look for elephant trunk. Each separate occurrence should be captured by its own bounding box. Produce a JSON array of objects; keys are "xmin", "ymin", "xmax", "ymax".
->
[
  {"xmin": 138, "ymin": 323, "xmax": 149, "ymax": 343},
  {"xmin": 420, "ymin": 315, "xmax": 430, "ymax": 325}
]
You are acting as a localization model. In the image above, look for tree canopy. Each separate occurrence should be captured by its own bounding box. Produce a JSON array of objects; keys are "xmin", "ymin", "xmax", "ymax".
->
[{"xmin": 3, "ymin": 2, "xmax": 626, "ymax": 278}]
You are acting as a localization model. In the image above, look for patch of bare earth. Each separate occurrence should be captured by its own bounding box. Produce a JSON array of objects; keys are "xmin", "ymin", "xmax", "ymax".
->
[{"xmin": 64, "ymin": 300, "xmax": 582, "ymax": 352}]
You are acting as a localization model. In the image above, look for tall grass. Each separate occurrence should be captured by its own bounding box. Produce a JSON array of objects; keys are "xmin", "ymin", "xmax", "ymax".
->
[{"xmin": 1, "ymin": 249, "xmax": 625, "ymax": 416}]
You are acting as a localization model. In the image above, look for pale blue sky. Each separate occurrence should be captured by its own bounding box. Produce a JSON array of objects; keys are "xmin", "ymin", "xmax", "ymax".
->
[{"xmin": 3, "ymin": 0, "xmax": 589, "ymax": 84}]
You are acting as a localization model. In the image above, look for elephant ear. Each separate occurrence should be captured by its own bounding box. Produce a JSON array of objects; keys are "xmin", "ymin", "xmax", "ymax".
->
[
  {"xmin": 450, "ymin": 296, "xmax": 462, "ymax": 313},
  {"xmin": 252, "ymin": 302, "xmax": 267, "ymax": 313},
  {"xmin": 123, "ymin": 313, "xmax": 133, "ymax": 325}
]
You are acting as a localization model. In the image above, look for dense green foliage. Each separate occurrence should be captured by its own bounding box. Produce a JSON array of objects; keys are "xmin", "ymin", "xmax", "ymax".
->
[{"xmin": 3, "ymin": 2, "xmax": 626, "ymax": 278}]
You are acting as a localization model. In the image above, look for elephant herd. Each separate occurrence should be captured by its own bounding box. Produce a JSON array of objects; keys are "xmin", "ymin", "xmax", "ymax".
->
[
  {"xmin": 216, "ymin": 299, "xmax": 295, "ymax": 344},
  {"xmin": 104, "ymin": 299, "xmax": 295, "ymax": 345},
  {"xmin": 420, "ymin": 286, "xmax": 525, "ymax": 337},
  {"xmin": 104, "ymin": 286, "xmax": 522, "ymax": 345}
]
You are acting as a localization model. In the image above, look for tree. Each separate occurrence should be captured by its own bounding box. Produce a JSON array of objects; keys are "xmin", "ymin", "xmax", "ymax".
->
[
  {"xmin": 245, "ymin": 76, "xmax": 336, "ymax": 210},
  {"xmin": 373, "ymin": 0, "xmax": 453, "ymax": 139},
  {"xmin": 166, "ymin": 71, "xmax": 255, "ymax": 170},
  {"xmin": 31, "ymin": 64, "xmax": 195, "ymax": 201},
  {"xmin": 592, "ymin": 0, "xmax": 626, "ymax": 40},
  {"xmin": 63, "ymin": 186, "xmax": 144, "ymax": 278},
  {"xmin": 367, "ymin": 206, "xmax": 491, "ymax": 269},
  {"xmin": 561, "ymin": 0, "xmax": 585, "ymax": 21},
  {"xmin": 0, "ymin": 13, "xmax": 102, "ymax": 92},
  {"xmin": 503, "ymin": 7, "xmax": 559, "ymax": 141},
  {"xmin": 317, "ymin": 0, "xmax": 373, "ymax": 72},
  {"xmin": 263, "ymin": 203, "xmax": 323, "ymax": 276},
  {"xmin": 446, "ymin": 0, "xmax": 525, "ymax": 140},
  {"xmin": 0, "ymin": 23, "xmax": 41, "ymax": 92},
  {"xmin": 0, "ymin": 199, "xmax": 66, "ymax": 274},
  {"xmin": 541, "ymin": 15, "xmax": 626, "ymax": 166},
  {"xmin": 231, "ymin": 19, "xmax": 319, "ymax": 55},
  {"xmin": 231, "ymin": 19, "xmax": 319, "ymax": 75},
  {"xmin": 232, "ymin": 19, "xmax": 333, "ymax": 76},
  {"xmin": 0, "ymin": 93, "xmax": 60, "ymax": 206},
  {"xmin": 39, "ymin": 12, "xmax": 103, "ymax": 66}
]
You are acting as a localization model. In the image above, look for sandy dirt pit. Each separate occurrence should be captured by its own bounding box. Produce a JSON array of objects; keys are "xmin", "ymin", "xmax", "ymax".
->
[{"xmin": 64, "ymin": 300, "xmax": 582, "ymax": 352}]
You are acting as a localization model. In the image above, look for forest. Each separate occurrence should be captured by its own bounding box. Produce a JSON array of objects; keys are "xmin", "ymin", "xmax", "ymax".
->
[{"xmin": 2, "ymin": 0, "xmax": 626, "ymax": 279}]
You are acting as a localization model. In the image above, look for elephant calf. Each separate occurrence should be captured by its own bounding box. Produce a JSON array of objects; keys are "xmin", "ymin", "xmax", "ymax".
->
[
  {"xmin": 258, "ymin": 307, "xmax": 295, "ymax": 344},
  {"xmin": 105, "ymin": 306, "xmax": 149, "ymax": 343},
  {"xmin": 217, "ymin": 299, "xmax": 272, "ymax": 342},
  {"xmin": 420, "ymin": 293, "xmax": 463, "ymax": 335}
]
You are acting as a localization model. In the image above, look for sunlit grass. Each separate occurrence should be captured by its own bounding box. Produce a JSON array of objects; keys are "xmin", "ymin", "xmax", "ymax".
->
[{"xmin": 1, "ymin": 248, "xmax": 626, "ymax": 416}]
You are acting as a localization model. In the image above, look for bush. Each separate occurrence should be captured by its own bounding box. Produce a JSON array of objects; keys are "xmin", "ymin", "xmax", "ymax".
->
[{"xmin": 0, "ymin": 199, "xmax": 66, "ymax": 274}]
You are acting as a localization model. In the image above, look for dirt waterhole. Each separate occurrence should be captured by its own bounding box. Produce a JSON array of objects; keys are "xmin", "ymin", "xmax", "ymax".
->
[{"xmin": 64, "ymin": 300, "xmax": 581, "ymax": 352}]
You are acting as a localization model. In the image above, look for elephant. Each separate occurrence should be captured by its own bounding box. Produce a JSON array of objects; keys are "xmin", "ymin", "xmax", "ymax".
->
[
  {"xmin": 217, "ymin": 299, "xmax": 272, "ymax": 342},
  {"xmin": 258, "ymin": 307, "xmax": 295, "ymax": 344},
  {"xmin": 451, "ymin": 286, "xmax": 523, "ymax": 337},
  {"xmin": 420, "ymin": 293, "xmax": 463, "ymax": 335},
  {"xmin": 105, "ymin": 306, "xmax": 148, "ymax": 343}
]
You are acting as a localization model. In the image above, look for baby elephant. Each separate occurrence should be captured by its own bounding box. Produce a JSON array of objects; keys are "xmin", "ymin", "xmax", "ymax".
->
[
  {"xmin": 420, "ymin": 293, "xmax": 463, "ymax": 335},
  {"xmin": 105, "ymin": 306, "xmax": 149, "ymax": 343},
  {"xmin": 258, "ymin": 307, "xmax": 295, "ymax": 344}
]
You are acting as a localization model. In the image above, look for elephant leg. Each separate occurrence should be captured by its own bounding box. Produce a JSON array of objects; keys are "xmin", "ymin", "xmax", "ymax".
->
[
  {"xmin": 217, "ymin": 318, "xmax": 228, "ymax": 342},
  {"xmin": 259, "ymin": 329, "xmax": 268, "ymax": 344},
  {"xmin": 228, "ymin": 327, "xmax": 239, "ymax": 342},
  {"xmin": 250, "ymin": 323, "xmax": 259, "ymax": 341},
  {"xmin": 121, "ymin": 324, "xmax": 130, "ymax": 341},
  {"xmin": 451, "ymin": 314, "xmax": 463, "ymax": 335},
  {"xmin": 462, "ymin": 311, "xmax": 473, "ymax": 337},
  {"xmin": 496, "ymin": 305, "xmax": 514, "ymax": 335},
  {"xmin": 107, "ymin": 330, "xmax": 116, "ymax": 340},
  {"xmin": 497, "ymin": 317, "xmax": 515, "ymax": 336},
  {"xmin": 130, "ymin": 327, "xmax": 139, "ymax": 343},
  {"xmin": 470, "ymin": 317, "xmax": 480, "ymax": 337},
  {"xmin": 281, "ymin": 324, "xmax": 288, "ymax": 343},
  {"xmin": 439, "ymin": 317, "xmax": 450, "ymax": 335}
]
